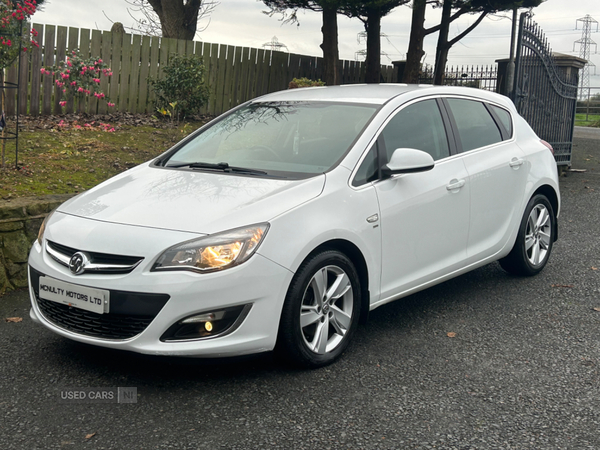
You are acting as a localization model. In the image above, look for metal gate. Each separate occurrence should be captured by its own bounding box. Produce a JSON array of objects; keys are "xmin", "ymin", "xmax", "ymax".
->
[{"xmin": 513, "ymin": 13, "xmax": 579, "ymax": 166}]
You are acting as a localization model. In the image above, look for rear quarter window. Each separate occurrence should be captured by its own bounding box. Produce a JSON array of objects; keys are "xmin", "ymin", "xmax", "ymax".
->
[{"xmin": 489, "ymin": 104, "xmax": 513, "ymax": 138}]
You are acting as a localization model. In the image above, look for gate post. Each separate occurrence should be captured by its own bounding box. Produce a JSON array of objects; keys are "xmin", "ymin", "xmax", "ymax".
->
[
  {"xmin": 495, "ymin": 58, "xmax": 510, "ymax": 96},
  {"xmin": 553, "ymin": 53, "xmax": 587, "ymax": 171},
  {"xmin": 552, "ymin": 54, "xmax": 586, "ymax": 80}
]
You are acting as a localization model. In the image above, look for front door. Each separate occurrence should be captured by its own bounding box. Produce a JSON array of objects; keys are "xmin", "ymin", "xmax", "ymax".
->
[{"xmin": 374, "ymin": 99, "xmax": 471, "ymax": 301}]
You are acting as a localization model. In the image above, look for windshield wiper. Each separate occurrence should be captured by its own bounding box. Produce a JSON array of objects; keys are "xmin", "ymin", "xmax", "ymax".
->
[
  {"xmin": 166, "ymin": 161, "xmax": 268, "ymax": 176},
  {"xmin": 167, "ymin": 161, "xmax": 228, "ymax": 169}
]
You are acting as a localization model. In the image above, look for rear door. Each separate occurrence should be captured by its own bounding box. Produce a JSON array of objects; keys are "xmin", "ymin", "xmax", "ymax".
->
[{"xmin": 442, "ymin": 98, "xmax": 528, "ymax": 261}]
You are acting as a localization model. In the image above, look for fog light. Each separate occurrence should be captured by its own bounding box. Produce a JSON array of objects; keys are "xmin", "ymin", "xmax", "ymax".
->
[
  {"xmin": 181, "ymin": 313, "xmax": 217, "ymax": 324},
  {"xmin": 160, "ymin": 304, "xmax": 252, "ymax": 341}
]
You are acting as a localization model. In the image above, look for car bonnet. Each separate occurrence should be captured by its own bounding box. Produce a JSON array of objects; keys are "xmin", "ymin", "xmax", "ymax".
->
[{"xmin": 57, "ymin": 164, "xmax": 326, "ymax": 234}]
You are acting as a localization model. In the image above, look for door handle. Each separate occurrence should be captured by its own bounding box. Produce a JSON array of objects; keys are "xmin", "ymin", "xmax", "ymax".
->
[
  {"xmin": 509, "ymin": 157, "xmax": 525, "ymax": 168},
  {"xmin": 446, "ymin": 179, "xmax": 465, "ymax": 191}
]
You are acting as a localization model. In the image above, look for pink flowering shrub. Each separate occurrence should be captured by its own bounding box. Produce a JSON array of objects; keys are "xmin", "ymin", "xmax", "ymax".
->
[
  {"xmin": 0, "ymin": 0, "xmax": 38, "ymax": 69},
  {"xmin": 57, "ymin": 120, "xmax": 115, "ymax": 132},
  {"xmin": 41, "ymin": 50, "xmax": 114, "ymax": 110}
]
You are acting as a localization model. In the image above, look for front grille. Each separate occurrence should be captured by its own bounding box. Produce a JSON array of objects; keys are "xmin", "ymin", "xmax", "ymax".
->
[
  {"xmin": 46, "ymin": 240, "xmax": 144, "ymax": 275},
  {"xmin": 30, "ymin": 268, "xmax": 170, "ymax": 340},
  {"xmin": 37, "ymin": 297, "xmax": 154, "ymax": 339}
]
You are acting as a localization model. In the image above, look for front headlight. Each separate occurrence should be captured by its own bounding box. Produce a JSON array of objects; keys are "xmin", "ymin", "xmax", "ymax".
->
[
  {"xmin": 152, "ymin": 223, "xmax": 269, "ymax": 273},
  {"xmin": 37, "ymin": 209, "xmax": 56, "ymax": 245}
]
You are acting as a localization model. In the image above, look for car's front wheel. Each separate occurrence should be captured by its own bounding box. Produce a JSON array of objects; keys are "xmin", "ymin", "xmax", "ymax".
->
[
  {"xmin": 276, "ymin": 250, "xmax": 361, "ymax": 368},
  {"xmin": 500, "ymin": 194, "xmax": 555, "ymax": 276}
]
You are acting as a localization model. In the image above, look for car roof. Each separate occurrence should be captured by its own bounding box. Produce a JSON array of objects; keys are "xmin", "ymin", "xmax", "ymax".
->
[{"xmin": 254, "ymin": 84, "xmax": 515, "ymax": 109}]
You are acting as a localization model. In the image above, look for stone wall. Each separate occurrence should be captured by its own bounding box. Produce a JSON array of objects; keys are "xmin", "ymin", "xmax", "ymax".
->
[{"xmin": 0, "ymin": 195, "xmax": 74, "ymax": 294}]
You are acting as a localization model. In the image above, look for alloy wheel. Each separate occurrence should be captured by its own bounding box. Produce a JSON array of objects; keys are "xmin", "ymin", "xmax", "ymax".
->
[
  {"xmin": 299, "ymin": 265, "xmax": 354, "ymax": 354},
  {"xmin": 525, "ymin": 204, "xmax": 552, "ymax": 266}
]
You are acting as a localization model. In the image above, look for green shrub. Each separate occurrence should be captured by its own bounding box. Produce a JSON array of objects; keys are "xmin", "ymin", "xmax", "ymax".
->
[
  {"xmin": 288, "ymin": 77, "xmax": 326, "ymax": 89},
  {"xmin": 150, "ymin": 54, "xmax": 209, "ymax": 120}
]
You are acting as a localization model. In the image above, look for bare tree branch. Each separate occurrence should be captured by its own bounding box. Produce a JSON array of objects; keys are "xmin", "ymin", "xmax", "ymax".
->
[
  {"xmin": 104, "ymin": 0, "xmax": 218, "ymax": 39},
  {"xmin": 448, "ymin": 11, "xmax": 487, "ymax": 47}
]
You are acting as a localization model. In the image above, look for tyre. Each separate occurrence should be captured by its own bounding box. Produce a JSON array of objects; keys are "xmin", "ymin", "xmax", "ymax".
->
[
  {"xmin": 276, "ymin": 250, "xmax": 361, "ymax": 368},
  {"xmin": 500, "ymin": 194, "xmax": 555, "ymax": 276}
]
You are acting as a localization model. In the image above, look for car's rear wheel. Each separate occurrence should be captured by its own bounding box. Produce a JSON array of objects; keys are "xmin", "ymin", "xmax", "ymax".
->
[
  {"xmin": 276, "ymin": 250, "xmax": 361, "ymax": 368},
  {"xmin": 500, "ymin": 194, "xmax": 555, "ymax": 276}
]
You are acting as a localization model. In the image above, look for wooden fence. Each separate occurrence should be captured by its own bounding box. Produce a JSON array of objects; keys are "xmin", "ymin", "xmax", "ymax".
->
[{"xmin": 2, "ymin": 24, "xmax": 398, "ymax": 117}]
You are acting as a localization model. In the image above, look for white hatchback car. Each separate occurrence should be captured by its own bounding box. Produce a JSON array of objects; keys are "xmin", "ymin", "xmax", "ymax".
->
[{"xmin": 28, "ymin": 85, "xmax": 559, "ymax": 367}]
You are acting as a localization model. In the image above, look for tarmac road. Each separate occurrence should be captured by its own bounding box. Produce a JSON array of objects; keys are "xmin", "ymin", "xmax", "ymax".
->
[
  {"xmin": 1, "ymin": 132, "xmax": 599, "ymax": 449},
  {"xmin": 574, "ymin": 126, "xmax": 600, "ymax": 140}
]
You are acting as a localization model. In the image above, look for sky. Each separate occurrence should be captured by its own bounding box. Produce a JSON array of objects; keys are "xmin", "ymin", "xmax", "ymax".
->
[{"xmin": 33, "ymin": 0, "xmax": 600, "ymax": 87}]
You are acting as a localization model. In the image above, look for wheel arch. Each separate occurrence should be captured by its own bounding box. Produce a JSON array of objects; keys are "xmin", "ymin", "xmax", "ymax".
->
[
  {"xmin": 531, "ymin": 184, "xmax": 559, "ymax": 241},
  {"xmin": 304, "ymin": 239, "xmax": 371, "ymax": 325}
]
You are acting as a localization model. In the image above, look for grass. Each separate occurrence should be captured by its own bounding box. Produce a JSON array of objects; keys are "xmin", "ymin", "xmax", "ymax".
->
[
  {"xmin": 575, "ymin": 113, "xmax": 600, "ymax": 127},
  {"xmin": 0, "ymin": 117, "xmax": 206, "ymax": 200}
]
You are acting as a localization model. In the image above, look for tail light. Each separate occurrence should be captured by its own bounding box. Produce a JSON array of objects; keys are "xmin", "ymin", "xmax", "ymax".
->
[{"xmin": 540, "ymin": 140, "xmax": 554, "ymax": 155}]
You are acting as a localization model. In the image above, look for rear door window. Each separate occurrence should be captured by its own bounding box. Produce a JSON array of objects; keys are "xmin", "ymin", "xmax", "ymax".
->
[{"xmin": 445, "ymin": 98, "xmax": 503, "ymax": 152}]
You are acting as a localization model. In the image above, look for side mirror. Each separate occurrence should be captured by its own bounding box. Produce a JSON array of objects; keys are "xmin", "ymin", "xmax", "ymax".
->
[{"xmin": 381, "ymin": 148, "xmax": 435, "ymax": 178}]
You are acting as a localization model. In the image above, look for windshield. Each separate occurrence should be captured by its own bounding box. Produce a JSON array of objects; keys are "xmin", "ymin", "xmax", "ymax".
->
[{"xmin": 162, "ymin": 101, "xmax": 378, "ymax": 177}]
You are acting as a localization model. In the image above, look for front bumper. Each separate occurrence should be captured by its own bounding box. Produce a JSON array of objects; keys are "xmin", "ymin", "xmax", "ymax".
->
[{"xmin": 28, "ymin": 232, "xmax": 294, "ymax": 358}]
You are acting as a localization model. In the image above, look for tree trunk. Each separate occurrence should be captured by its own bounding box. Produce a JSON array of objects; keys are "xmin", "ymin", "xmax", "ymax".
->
[
  {"xmin": 364, "ymin": 11, "xmax": 382, "ymax": 84},
  {"xmin": 320, "ymin": 6, "xmax": 340, "ymax": 86},
  {"xmin": 403, "ymin": 0, "xmax": 426, "ymax": 84},
  {"xmin": 433, "ymin": 45, "xmax": 450, "ymax": 86},
  {"xmin": 433, "ymin": 0, "xmax": 452, "ymax": 85},
  {"xmin": 147, "ymin": 0, "xmax": 202, "ymax": 40}
]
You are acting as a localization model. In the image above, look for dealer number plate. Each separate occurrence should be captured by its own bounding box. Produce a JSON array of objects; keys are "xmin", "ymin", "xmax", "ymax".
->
[{"xmin": 39, "ymin": 276, "xmax": 109, "ymax": 315}]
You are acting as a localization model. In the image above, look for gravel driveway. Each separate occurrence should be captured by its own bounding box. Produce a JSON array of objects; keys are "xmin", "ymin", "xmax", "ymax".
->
[{"xmin": 1, "ymin": 130, "xmax": 599, "ymax": 450}]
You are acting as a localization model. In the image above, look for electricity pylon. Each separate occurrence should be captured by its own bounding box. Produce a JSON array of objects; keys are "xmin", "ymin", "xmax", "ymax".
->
[
  {"xmin": 262, "ymin": 36, "xmax": 289, "ymax": 52},
  {"xmin": 355, "ymin": 32, "xmax": 391, "ymax": 62},
  {"xmin": 574, "ymin": 15, "xmax": 598, "ymax": 100}
]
